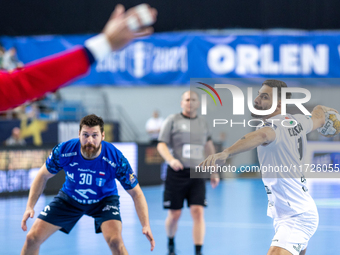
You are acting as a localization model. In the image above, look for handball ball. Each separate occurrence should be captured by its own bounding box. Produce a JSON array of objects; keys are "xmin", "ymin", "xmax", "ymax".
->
[{"xmin": 317, "ymin": 111, "xmax": 340, "ymax": 137}]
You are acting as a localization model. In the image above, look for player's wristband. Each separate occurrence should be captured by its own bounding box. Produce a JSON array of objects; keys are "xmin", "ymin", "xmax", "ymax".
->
[{"xmin": 84, "ymin": 34, "xmax": 112, "ymax": 62}]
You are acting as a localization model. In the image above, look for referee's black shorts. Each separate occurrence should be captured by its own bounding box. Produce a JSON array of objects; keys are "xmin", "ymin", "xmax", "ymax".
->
[{"xmin": 163, "ymin": 166, "xmax": 207, "ymax": 210}]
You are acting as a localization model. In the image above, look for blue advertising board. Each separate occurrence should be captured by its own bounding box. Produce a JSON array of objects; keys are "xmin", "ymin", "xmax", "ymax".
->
[{"xmin": 2, "ymin": 31, "xmax": 340, "ymax": 85}]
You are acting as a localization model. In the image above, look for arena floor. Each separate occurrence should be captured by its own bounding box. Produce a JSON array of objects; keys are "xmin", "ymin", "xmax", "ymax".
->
[{"xmin": 1, "ymin": 179, "xmax": 339, "ymax": 255}]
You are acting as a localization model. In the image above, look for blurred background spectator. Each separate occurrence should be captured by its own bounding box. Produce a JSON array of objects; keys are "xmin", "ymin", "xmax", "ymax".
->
[
  {"xmin": 145, "ymin": 110, "xmax": 164, "ymax": 144},
  {"xmin": 2, "ymin": 47, "xmax": 23, "ymax": 71},
  {"xmin": 4, "ymin": 127, "xmax": 26, "ymax": 146}
]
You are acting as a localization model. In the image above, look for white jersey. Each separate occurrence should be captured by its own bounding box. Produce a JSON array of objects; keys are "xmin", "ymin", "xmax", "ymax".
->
[{"xmin": 257, "ymin": 114, "xmax": 317, "ymax": 219}]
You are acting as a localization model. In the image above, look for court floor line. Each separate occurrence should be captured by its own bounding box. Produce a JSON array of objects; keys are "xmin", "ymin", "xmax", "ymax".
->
[
  {"xmin": 4, "ymin": 215, "xmax": 339, "ymax": 232},
  {"xmin": 149, "ymin": 220, "xmax": 340, "ymax": 232}
]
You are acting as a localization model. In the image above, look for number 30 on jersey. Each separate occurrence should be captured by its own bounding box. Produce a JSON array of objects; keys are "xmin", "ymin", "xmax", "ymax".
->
[{"xmin": 79, "ymin": 173, "xmax": 92, "ymax": 185}]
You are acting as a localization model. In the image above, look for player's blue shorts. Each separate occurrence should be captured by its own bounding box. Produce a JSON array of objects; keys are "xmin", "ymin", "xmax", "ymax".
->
[{"xmin": 38, "ymin": 190, "xmax": 121, "ymax": 234}]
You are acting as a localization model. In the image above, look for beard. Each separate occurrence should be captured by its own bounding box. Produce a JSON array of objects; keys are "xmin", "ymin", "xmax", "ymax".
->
[
  {"xmin": 250, "ymin": 105, "xmax": 271, "ymax": 119},
  {"xmin": 81, "ymin": 143, "xmax": 101, "ymax": 159}
]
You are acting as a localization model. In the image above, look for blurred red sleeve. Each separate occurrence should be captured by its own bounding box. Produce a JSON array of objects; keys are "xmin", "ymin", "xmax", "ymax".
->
[{"xmin": 0, "ymin": 46, "xmax": 90, "ymax": 111}]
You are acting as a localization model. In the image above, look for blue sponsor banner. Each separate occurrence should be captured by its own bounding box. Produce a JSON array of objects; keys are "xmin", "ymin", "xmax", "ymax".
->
[{"xmin": 1, "ymin": 31, "xmax": 340, "ymax": 85}]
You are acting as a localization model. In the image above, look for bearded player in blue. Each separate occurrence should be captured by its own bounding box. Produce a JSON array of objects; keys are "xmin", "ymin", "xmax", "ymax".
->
[{"xmin": 21, "ymin": 114, "xmax": 155, "ymax": 255}]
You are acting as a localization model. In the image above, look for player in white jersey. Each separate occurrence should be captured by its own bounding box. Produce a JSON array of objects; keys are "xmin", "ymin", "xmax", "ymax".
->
[{"xmin": 199, "ymin": 80, "xmax": 337, "ymax": 255}]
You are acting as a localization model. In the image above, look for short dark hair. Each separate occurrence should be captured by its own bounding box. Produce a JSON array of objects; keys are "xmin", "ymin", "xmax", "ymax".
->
[
  {"xmin": 262, "ymin": 80, "xmax": 291, "ymax": 99},
  {"xmin": 79, "ymin": 114, "xmax": 104, "ymax": 133}
]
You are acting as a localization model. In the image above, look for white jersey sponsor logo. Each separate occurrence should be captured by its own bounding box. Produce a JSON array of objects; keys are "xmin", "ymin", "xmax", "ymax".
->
[
  {"xmin": 74, "ymin": 189, "xmax": 97, "ymax": 199},
  {"xmin": 102, "ymin": 156, "xmax": 116, "ymax": 168},
  {"xmin": 102, "ymin": 205, "xmax": 119, "ymax": 211},
  {"xmin": 77, "ymin": 168, "xmax": 96, "ymax": 174},
  {"xmin": 61, "ymin": 152, "xmax": 77, "ymax": 157},
  {"xmin": 66, "ymin": 172, "xmax": 75, "ymax": 182}
]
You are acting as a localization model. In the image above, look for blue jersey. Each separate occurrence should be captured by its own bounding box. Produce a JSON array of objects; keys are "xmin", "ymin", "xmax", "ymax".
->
[{"xmin": 46, "ymin": 139, "xmax": 138, "ymax": 204}]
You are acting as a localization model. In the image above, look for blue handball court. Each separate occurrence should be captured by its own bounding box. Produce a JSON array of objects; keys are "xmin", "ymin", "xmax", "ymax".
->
[{"xmin": 1, "ymin": 178, "xmax": 339, "ymax": 255}]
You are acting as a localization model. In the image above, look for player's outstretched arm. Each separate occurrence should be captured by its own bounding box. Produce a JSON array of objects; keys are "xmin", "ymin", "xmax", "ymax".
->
[
  {"xmin": 126, "ymin": 184, "xmax": 155, "ymax": 251},
  {"xmin": 311, "ymin": 105, "xmax": 338, "ymax": 131},
  {"xmin": 0, "ymin": 4, "xmax": 157, "ymax": 111},
  {"xmin": 21, "ymin": 164, "xmax": 55, "ymax": 231},
  {"xmin": 199, "ymin": 127, "xmax": 276, "ymax": 169},
  {"xmin": 157, "ymin": 142, "xmax": 184, "ymax": 171}
]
